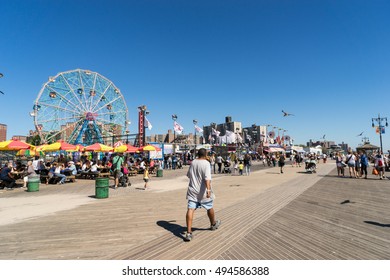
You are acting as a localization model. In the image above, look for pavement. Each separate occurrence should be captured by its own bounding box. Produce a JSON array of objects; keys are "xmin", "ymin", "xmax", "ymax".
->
[{"xmin": 0, "ymin": 160, "xmax": 389, "ymax": 260}]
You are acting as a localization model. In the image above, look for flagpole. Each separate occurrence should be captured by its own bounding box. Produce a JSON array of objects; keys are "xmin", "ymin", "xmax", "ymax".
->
[
  {"xmin": 172, "ymin": 114, "xmax": 177, "ymax": 144},
  {"xmin": 372, "ymin": 113, "xmax": 388, "ymax": 153},
  {"xmin": 193, "ymin": 119, "xmax": 197, "ymax": 159}
]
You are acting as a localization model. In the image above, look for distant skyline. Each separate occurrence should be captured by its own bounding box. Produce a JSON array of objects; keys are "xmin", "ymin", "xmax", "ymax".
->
[{"xmin": 1, "ymin": 0, "xmax": 390, "ymax": 151}]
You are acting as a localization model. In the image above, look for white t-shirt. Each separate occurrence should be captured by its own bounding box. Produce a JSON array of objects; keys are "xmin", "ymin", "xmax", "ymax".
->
[
  {"xmin": 186, "ymin": 158, "xmax": 213, "ymax": 203},
  {"xmin": 345, "ymin": 154, "xmax": 356, "ymax": 165}
]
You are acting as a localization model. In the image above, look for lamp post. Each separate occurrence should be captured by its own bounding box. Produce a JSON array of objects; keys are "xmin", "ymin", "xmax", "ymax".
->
[
  {"xmin": 193, "ymin": 119, "xmax": 197, "ymax": 159},
  {"xmin": 172, "ymin": 114, "xmax": 177, "ymax": 143},
  {"xmin": 372, "ymin": 114, "xmax": 388, "ymax": 153},
  {"xmin": 0, "ymin": 73, "xmax": 4, "ymax": 95}
]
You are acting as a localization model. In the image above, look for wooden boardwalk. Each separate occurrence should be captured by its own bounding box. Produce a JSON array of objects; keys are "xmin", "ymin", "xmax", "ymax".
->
[{"xmin": 0, "ymin": 162, "xmax": 389, "ymax": 260}]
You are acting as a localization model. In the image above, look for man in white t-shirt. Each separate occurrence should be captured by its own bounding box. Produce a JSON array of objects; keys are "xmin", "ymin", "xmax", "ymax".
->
[{"xmin": 182, "ymin": 148, "xmax": 221, "ymax": 242}]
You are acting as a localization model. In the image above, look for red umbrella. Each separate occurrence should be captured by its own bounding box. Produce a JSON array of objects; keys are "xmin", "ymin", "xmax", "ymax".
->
[
  {"xmin": 0, "ymin": 139, "xmax": 32, "ymax": 150},
  {"xmin": 84, "ymin": 143, "xmax": 113, "ymax": 152}
]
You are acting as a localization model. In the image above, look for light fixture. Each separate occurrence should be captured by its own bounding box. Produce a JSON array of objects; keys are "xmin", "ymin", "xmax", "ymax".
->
[
  {"xmin": 49, "ymin": 92, "xmax": 57, "ymax": 98},
  {"xmin": 193, "ymin": 119, "xmax": 198, "ymax": 125},
  {"xmin": 77, "ymin": 88, "xmax": 83, "ymax": 95},
  {"xmin": 172, "ymin": 114, "xmax": 177, "ymax": 121},
  {"xmin": 89, "ymin": 90, "xmax": 96, "ymax": 96},
  {"xmin": 0, "ymin": 73, "xmax": 3, "ymax": 78},
  {"xmin": 107, "ymin": 104, "xmax": 112, "ymax": 110}
]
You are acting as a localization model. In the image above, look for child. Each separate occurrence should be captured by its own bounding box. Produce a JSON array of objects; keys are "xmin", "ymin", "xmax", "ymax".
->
[
  {"xmin": 143, "ymin": 164, "xmax": 150, "ymax": 189},
  {"xmin": 233, "ymin": 159, "xmax": 238, "ymax": 174},
  {"xmin": 238, "ymin": 161, "xmax": 244, "ymax": 176}
]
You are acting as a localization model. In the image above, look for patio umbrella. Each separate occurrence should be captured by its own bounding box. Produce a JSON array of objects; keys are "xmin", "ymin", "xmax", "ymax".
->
[
  {"xmin": 74, "ymin": 144, "xmax": 85, "ymax": 152},
  {"xmin": 137, "ymin": 145, "xmax": 161, "ymax": 152},
  {"xmin": 40, "ymin": 140, "xmax": 77, "ymax": 152},
  {"xmin": 0, "ymin": 139, "xmax": 32, "ymax": 150},
  {"xmin": 114, "ymin": 144, "xmax": 138, "ymax": 153},
  {"xmin": 84, "ymin": 143, "xmax": 113, "ymax": 152},
  {"xmin": 16, "ymin": 149, "xmax": 44, "ymax": 157}
]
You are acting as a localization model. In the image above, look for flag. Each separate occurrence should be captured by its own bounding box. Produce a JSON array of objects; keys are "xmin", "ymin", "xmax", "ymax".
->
[
  {"xmin": 212, "ymin": 128, "xmax": 220, "ymax": 136},
  {"xmin": 225, "ymin": 130, "xmax": 236, "ymax": 144},
  {"xmin": 195, "ymin": 125, "xmax": 203, "ymax": 133},
  {"xmin": 236, "ymin": 133, "xmax": 243, "ymax": 143},
  {"xmin": 145, "ymin": 116, "xmax": 152, "ymax": 130},
  {"xmin": 174, "ymin": 121, "xmax": 184, "ymax": 134}
]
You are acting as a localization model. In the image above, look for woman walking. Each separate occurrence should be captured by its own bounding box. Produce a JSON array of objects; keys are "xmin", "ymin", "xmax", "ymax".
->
[
  {"xmin": 345, "ymin": 150, "xmax": 357, "ymax": 178},
  {"xmin": 335, "ymin": 152, "xmax": 345, "ymax": 177}
]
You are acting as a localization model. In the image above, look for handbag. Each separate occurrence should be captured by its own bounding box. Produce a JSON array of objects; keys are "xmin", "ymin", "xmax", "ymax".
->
[{"xmin": 372, "ymin": 168, "xmax": 379, "ymax": 175}]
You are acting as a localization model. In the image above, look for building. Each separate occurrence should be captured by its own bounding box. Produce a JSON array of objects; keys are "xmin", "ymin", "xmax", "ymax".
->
[
  {"xmin": 145, "ymin": 129, "xmax": 201, "ymax": 145},
  {"xmin": 203, "ymin": 116, "xmax": 242, "ymax": 144},
  {"xmin": 11, "ymin": 135, "xmax": 27, "ymax": 141},
  {"xmin": 0, "ymin": 123, "xmax": 6, "ymax": 141}
]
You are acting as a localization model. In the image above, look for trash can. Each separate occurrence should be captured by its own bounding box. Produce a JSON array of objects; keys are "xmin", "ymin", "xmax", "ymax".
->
[
  {"xmin": 156, "ymin": 169, "xmax": 163, "ymax": 177},
  {"xmin": 27, "ymin": 176, "xmax": 40, "ymax": 192},
  {"xmin": 95, "ymin": 177, "xmax": 109, "ymax": 199}
]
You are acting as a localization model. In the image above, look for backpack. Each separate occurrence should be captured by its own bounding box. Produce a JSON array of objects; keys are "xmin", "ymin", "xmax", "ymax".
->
[{"xmin": 111, "ymin": 157, "xmax": 118, "ymax": 171}]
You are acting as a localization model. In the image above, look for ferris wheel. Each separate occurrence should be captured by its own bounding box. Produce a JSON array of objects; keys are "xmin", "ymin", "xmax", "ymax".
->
[{"xmin": 32, "ymin": 69, "xmax": 130, "ymax": 145}]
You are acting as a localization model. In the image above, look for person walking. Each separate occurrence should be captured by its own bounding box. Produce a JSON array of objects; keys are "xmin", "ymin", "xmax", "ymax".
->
[
  {"xmin": 374, "ymin": 152, "xmax": 386, "ymax": 179},
  {"xmin": 143, "ymin": 163, "xmax": 150, "ymax": 189},
  {"xmin": 278, "ymin": 152, "xmax": 286, "ymax": 174},
  {"xmin": 216, "ymin": 154, "xmax": 223, "ymax": 173},
  {"xmin": 335, "ymin": 152, "xmax": 345, "ymax": 177},
  {"xmin": 354, "ymin": 152, "xmax": 361, "ymax": 178},
  {"xmin": 359, "ymin": 150, "xmax": 369, "ymax": 179},
  {"xmin": 182, "ymin": 148, "xmax": 221, "ymax": 242},
  {"xmin": 243, "ymin": 154, "xmax": 251, "ymax": 176},
  {"xmin": 209, "ymin": 153, "xmax": 216, "ymax": 174},
  {"xmin": 112, "ymin": 153, "xmax": 124, "ymax": 189},
  {"xmin": 345, "ymin": 150, "xmax": 357, "ymax": 178}
]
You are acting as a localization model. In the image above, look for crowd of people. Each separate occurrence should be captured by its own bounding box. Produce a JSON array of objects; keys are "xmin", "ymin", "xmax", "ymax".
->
[{"xmin": 334, "ymin": 150, "xmax": 388, "ymax": 179}]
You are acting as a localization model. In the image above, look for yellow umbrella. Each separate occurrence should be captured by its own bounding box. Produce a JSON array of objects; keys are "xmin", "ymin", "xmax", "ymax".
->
[
  {"xmin": 0, "ymin": 140, "xmax": 12, "ymax": 149},
  {"xmin": 137, "ymin": 145, "xmax": 161, "ymax": 152},
  {"xmin": 114, "ymin": 144, "xmax": 138, "ymax": 153}
]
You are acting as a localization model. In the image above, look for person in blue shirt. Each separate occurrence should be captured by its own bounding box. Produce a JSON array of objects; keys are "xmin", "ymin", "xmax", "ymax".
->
[
  {"xmin": 359, "ymin": 150, "xmax": 369, "ymax": 179},
  {"xmin": 63, "ymin": 161, "xmax": 77, "ymax": 175},
  {"xmin": 0, "ymin": 163, "xmax": 16, "ymax": 190}
]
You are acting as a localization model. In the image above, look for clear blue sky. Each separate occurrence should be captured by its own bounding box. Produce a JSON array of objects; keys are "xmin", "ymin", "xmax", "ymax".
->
[{"xmin": 1, "ymin": 0, "xmax": 390, "ymax": 151}]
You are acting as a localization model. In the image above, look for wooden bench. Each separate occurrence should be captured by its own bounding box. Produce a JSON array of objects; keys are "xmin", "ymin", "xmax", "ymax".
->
[
  {"xmin": 65, "ymin": 175, "xmax": 76, "ymax": 183},
  {"xmin": 128, "ymin": 170, "xmax": 138, "ymax": 176},
  {"xmin": 98, "ymin": 172, "xmax": 111, "ymax": 178}
]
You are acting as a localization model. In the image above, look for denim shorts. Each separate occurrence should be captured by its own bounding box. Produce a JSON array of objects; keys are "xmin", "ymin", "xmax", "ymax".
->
[{"xmin": 188, "ymin": 200, "xmax": 214, "ymax": 210}]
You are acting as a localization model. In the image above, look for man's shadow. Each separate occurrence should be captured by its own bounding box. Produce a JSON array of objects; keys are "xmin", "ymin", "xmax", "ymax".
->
[{"xmin": 157, "ymin": 220, "xmax": 208, "ymax": 240}]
